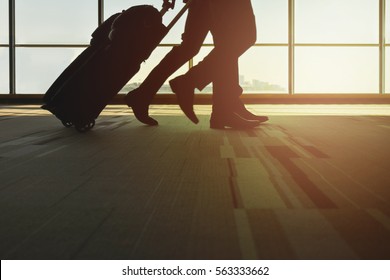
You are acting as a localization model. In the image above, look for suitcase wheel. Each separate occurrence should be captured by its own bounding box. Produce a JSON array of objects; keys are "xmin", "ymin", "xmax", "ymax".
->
[
  {"xmin": 61, "ymin": 120, "xmax": 73, "ymax": 128},
  {"xmin": 75, "ymin": 120, "xmax": 95, "ymax": 133}
]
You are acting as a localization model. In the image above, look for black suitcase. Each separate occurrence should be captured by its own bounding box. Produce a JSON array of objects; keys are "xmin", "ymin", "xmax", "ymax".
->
[
  {"xmin": 42, "ymin": 12, "xmax": 121, "ymax": 106},
  {"xmin": 42, "ymin": 0, "xmax": 189, "ymax": 132}
]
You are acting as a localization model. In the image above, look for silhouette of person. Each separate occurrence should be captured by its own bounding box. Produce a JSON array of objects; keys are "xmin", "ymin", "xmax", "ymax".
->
[{"xmin": 125, "ymin": 0, "xmax": 268, "ymax": 128}]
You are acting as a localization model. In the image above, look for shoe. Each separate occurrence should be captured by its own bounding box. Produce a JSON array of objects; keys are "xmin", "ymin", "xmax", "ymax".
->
[
  {"xmin": 210, "ymin": 112, "xmax": 261, "ymax": 129},
  {"xmin": 169, "ymin": 75, "xmax": 199, "ymax": 124},
  {"xmin": 234, "ymin": 102, "xmax": 269, "ymax": 123},
  {"xmin": 125, "ymin": 88, "xmax": 158, "ymax": 126}
]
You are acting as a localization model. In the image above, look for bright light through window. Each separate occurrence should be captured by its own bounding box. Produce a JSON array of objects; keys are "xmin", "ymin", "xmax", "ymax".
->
[
  {"xmin": 385, "ymin": 47, "xmax": 390, "ymax": 93},
  {"xmin": 240, "ymin": 47, "xmax": 288, "ymax": 93},
  {"xmin": 16, "ymin": 48, "xmax": 84, "ymax": 93},
  {"xmin": 254, "ymin": 0, "xmax": 288, "ymax": 43},
  {"xmin": 295, "ymin": 47, "xmax": 379, "ymax": 93},
  {"xmin": 295, "ymin": 0, "xmax": 379, "ymax": 44},
  {"xmin": 0, "ymin": 48, "xmax": 9, "ymax": 94},
  {"xmin": 1, "ymin": 0, "xmax": 387, "ymax": 96},
  {"xmin": 16, "ymin": 0, "xmax": 97, "ymax": 44},
  {"xmin": 0, "ymin": 0, "xmax": 8, "ymax": 44}
]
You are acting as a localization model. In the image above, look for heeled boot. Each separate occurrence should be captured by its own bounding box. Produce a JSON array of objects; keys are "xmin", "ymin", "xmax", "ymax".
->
[
  {"xmin": 125, "ymin": 87, "xmax": 158, "ymax": 126},
  {"xmin": 169, "ymin": 75, "xmax": 199, "ymax": 124}
]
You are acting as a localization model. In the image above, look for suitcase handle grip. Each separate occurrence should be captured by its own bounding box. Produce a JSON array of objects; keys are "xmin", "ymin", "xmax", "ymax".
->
[
  {"xmin": 161, "ymin": 0, "xmax": 176, "ymax": 16},
  {"xmin": 164, "ymin": 0, "xmax": 193, "ymax": 32}
]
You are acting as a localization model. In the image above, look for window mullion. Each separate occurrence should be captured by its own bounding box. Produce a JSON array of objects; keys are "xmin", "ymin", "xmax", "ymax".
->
[
  {"xmin": 98, "ymin": 0, "xmax": 104, "ymax": 25},
  {"xmin": 380, "ymin": 0, "xmax": 386, "ymax": 94},
  {"xmin": 9, "ymin": 0, "xmax": 15, "ymax": 95},
  {"xmin": 288, "ymin": 0, "xmax": 295, "ymax": 95}
]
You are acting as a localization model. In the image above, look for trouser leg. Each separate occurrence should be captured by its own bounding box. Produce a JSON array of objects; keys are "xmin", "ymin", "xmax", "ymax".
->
[
  {"xmin": 134, "ymin": 0, "xmax": 210, "ymax": 101},
  {"xmin": 183, "ymin": 0, "xmax": 256, "ymax": 112},
  {"xmin": 181, "ymin": 42, "xmax": 247, "ymax": 111},
  {"xmin": 211, "ymin": 56, "xmax": 242, "ymax": 114}
]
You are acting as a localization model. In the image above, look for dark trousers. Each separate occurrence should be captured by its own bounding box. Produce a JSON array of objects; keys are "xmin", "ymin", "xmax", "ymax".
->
[
  {"xmin": 187, "ymin": 0, "xmax": 257, "ymax": 114},
  {"xmin": 135, "ymin": 0, "xmax": 210, "ymax": 102},
  {"xmin": 136, "ymin": 0, "xmax": 256, "ymax": 114}
]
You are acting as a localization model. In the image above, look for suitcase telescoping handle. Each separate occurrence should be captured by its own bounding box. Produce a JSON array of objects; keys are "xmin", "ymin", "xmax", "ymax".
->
[
  {"xmin": 161, "ymin": 0, "xmax": 176, "ymax": 15},
  {"xmin": 161, "ymin": 0, "xmax": 193, "ymax": 33}
]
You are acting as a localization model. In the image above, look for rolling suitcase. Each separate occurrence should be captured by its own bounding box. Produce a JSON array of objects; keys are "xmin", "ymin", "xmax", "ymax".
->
[
  {"xmin": 42, "ymin": 0, "xmax": 190, "ymax": 132},
  {"xmin": 42, "ymin": 12, "xmax": 121, "ymax": 106}
]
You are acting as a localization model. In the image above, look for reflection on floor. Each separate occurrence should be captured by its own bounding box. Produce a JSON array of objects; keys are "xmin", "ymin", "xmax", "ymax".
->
[{"xmin": 0, "ymin": 105, "xmax": 390, "ymax": 260}]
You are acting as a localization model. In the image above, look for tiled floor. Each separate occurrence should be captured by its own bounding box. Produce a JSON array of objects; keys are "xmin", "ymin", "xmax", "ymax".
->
[{"xmin": 1, "ymin": 105, "xmax": 390, "ymax": 259}]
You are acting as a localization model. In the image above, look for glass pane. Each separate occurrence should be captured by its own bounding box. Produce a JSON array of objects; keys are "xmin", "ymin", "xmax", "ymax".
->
[
  {"xmin": 16, "ymin": 48, "xmax": 84, "ymax": 93},
  {"xmin": 385, "ymin": 47, "xmax": 390, "ymax": 93},
  {"xmin": 15, "ymin": 46, "xmax": 188, "ymax": 94},
  {"xmin": 16, "ymin": 0, "xmax": 97, "ymax": 44},
  {"xmin": 105, "ymin": 0, "xmax": 163, "ymax": 17},
  {"xmin": 0, "ymin": 48, "xmax": 9, "ymax": 94},
  {"xmin": 123, "ymin": 46, "xmax": 189, "ymax": 94},
  {"xmin": 253, "ymin": 0, "xmax": 288, "ymax": 43},
  {"xmin": 295, "ymin": 47, "xmax": 379, "ymax": 93},
  {"xmin": 295, "ymin": 0, "xmax": 379, "ymax": 44},
  {"xmin": 240, "ymin": 46, "xmax": 288, "ymax": 93},
  {"xmin": 386, "ymin": 0, "xmax": 390, "ymax": 44},
  {"xmin": 0, "ymin": 0, "xmax": 8, "ymax": 44},
  {"xmin": 192, "ymin": 46, "xmax": 288, "ymax": 94},
  {"xmin": 105, "ymin": 0, "xmax": 204, "ymax": 45}
]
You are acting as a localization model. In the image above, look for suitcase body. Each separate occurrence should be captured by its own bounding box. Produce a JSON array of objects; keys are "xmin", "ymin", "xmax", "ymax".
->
[{"xmin": 42, "ymin": 5, "xmax": 167, "ymax": 132}]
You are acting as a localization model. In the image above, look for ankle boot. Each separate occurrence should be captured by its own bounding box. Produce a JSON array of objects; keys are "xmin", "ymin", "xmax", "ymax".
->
[
  {"xmin": 169, "ymin": 75, "xmax": 199, "ymax": 124},
  {"xmin": 125, "ymin": 88, "xmax": 158, "ymax": 126}
]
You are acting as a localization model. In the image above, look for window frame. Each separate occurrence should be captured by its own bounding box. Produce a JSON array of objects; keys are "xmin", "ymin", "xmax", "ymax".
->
[{"xmin": 2, "ymin": 0, "xmax": 388, "ymax": 97}]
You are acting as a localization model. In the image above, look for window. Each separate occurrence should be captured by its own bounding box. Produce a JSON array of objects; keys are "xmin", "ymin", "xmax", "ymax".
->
[
  {"xmin": 294, "ymin": 0, "xmax": 380, "ymax": 95},
  {"xmin": 385, "ymin": 47, "xmax": 390, "ymax": 93},
  {"xmin": 0, "ymin": 0, "xmax": 8, "ymax": 94},
  {"xmin": 0, "ymin": 48, "xmax": 9, "ymax": 94},
  {"xmin": 105, "ymin": 0, "xmax": 162, "ymax": 17},
  {"xmin": 385, "ymin": 0, "xmax": 390, "ymax": 93},
  {"xmin": 1, "ymin": 0, "xmax": 388, "ymax": 97},
  {"xmin": 191, "ymin": 46, "xmax": 289, "ymax": 95},
  {"xmin": 295, "ymin": 0, "xmax": 378, "ymax": 44},
  {"xmin": 386, "ymin": 0, "xmax": 390, "ymax": 42},
  {"xmin": 240, "ymin": 47, "xmax": 288, "ymax": 93},
  {"xmin": 0, "ymin": 0, "xmax": 8, "ymax": 44},
  {"xmin": 16, "ymin": 48, "xmax": 84, "ymax": 93},
  {"xmin": 254, "ymin": 0, "xmax": 288, "ymax": 43},
  {"xmin": 295, "ymin": 47, "xmax": 379, "ymax": 93},
  {"xmin": 15, "ymin": 0, "xmax": 97, "ymax": 44}
]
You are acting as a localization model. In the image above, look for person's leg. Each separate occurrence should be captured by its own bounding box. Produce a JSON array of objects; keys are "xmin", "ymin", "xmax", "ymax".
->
[
  {"xmin": 171, "ymin": 0, "xmax": 257, "ymax": 96},
  {"xmin": 171, "ymin": 0, "xmax": 267, "ymax": 126},
  {"xmin": 168, "ymin": 24, "xmax": 251, "ymax": 125},
  {"xmin": 210, "ymin": 0, "xmax": 267, "ymax": 119},
  {"xmin": 170, "ymin": 46, "xmax": 261, "ymax": 128},
  {"xmin": 125, "ymin": 0, "xmax": 210, "ymax": 125},
  {"xmin": 220, "ymin": 57, "xmax": 269, "ymax": 122}
]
